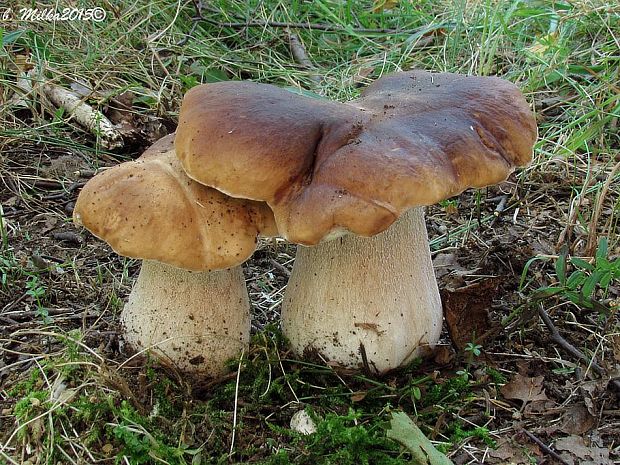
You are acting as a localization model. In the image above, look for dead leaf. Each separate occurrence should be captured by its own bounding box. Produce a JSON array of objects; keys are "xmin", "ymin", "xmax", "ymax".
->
[
  {"xmin": 559, "ymin": 404, "xmax": 596, "ymax": 435},
  {"xmin": 433, "ymin": 253, "xmax": 464, "ymax": 279},
  {"xmin": 441, "ymin": 279, "xmax": 501, "ymax": 350},
  {"xmin": 69, "ymin": 79, "xmax": 95, "ymax": 98},
  {"xmin": 14, "ymin": 54, "xmax": 35, "ymax": 72},
  {"xmin": 106, "ymin": 91, "xmax": 139, "ymax": 139},
  {"xmin": 40, "ymin": 154, "xmax": 85, "ymax": 179},
  {"xmin": 351, "ymin": 391, "xmax": 367, "ymax": 402},
  {"xmin": 39, "ymin": 215, "xmax": 59, "ymax": 234},
  {"xmin": 432, "ymin": 345, "xmax": 454, "ymax": 365},
  {"xmin": 487, "ymin": 437, "xmax": 532, "ymax": 464},
  {"xmin": 523, "ymin": 399, "xmax": 555, "ymax": 416},
  {"xmin": 501, "ymin": 374, "xmax": 549, "ymax": 404},
  {"xmin": 555, "ymin": 435, "xmax": 614, "ymax": 465},
  {"xmin": 580, "ymin": 379, "xmax": 608, "ymax": 416}
]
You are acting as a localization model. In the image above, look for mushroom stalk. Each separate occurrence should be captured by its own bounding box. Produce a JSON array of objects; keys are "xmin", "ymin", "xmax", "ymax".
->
[
  {"xmin": 121, "ymin": 260, "xmax": 249, "ymax": 376},
  {"xmin": 281, "ymin": 207, "xmax": 442, "ymax": 374}
]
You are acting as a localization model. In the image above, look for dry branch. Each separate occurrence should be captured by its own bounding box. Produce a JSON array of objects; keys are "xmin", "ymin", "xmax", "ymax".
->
[
  {"xmin": 42, "ymin": 83, "xmax": 123, "ymax": 150},
  {"xmin": 538, "ymin": 305, "xmax": 620, "ymax": 397},
  {"xmin": 520, "ymin": 429, "xmax": 570, "ymax": 465},
  {"xmin": 287, "ymin": 29, "xmax": 322, "ymax": 88}
]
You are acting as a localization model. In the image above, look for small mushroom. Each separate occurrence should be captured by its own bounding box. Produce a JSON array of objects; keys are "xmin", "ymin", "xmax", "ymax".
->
[
  {"xmin": 175, "ymin": 70, "xmax": 537, "ymax": 373},
  {"xmin": 74, "ymin": 134, "xmax": 276, "ymax": 376}
]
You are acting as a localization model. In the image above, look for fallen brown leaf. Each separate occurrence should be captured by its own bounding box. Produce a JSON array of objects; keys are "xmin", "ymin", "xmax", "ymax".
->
[
  {"xmin": 580, "ymin": 379, "xmax": 608, "ymax": 416},
  {"xmin": 432, "ymin": 345, "xmax": 454, "ymax": 365},
  {"xmin": 559, "ymin": 404, "xmax": 597, "ymax": 435},
  {"xmin": 487, "ymin": 437, "xmax": 541, "ymax": 464},
  {"xmin": 441, "ymin": 278, "xmax": 501, "ymax": 350},
  {"xmin": 501, "ymin": 373, "xmax": 549, "ymax": 404},
  {"xmin": 555, "ymin": 435, "xmax": 614, "ymax": 465}
]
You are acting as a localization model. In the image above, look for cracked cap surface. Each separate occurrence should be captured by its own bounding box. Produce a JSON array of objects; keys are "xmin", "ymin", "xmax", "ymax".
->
[
  {"xmin": 175, "ymin": 70, "xmax": 537, "ymax": 245},
  {"xmin": 74, "ymin": 134, "xmax": 277, "ymax": 271}
]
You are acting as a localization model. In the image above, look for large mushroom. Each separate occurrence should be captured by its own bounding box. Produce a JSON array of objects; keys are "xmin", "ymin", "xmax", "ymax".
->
[
  {"xmin": 74, "ymin": 134, "xmax": 276, "ymax": 376},
  {"xmin": 174, "ymin": 70, "xmax": 537, "ymax": 373}
]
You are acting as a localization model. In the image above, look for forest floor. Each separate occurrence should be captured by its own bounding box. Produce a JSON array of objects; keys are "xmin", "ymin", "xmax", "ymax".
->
[{"xmin": 1, "ymin": 1, "xmax": 619, "ymax": 464}]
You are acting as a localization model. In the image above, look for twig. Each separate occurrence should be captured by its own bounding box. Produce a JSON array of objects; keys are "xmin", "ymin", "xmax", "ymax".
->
[
  {"xmin": 1, "ymin": 293, "xmax": 28, "ymax": 313},
  {"xmin": 2, "ymin": 310, "xmax": 98, "ymax": 322},
  {"xmin": 520, "ymin": 429, "xmax": 570, "ymax": 465},
  {"xmin": 42, "ymin": 83, "xmax": 123, "ymax": 150},
  {"xmin": 176, "ymin": 0, "xmax": 204, "ymax": 46},
  {"xmin": 286, "ymin": 29, "xmax": 322, "ymax": 87},
  {"xmin": 269, "ymin": 258, "xmax": 291, "ymax": 277},
  {"xmin": 537, "ymin": 306, "xmax": 620, "ymax": 396},
  {"xmin": 51, "ymin": 231, "xmax": 83, "ymax": 245},
  {"xmin": 585, "ymin": 161, "xmax": 620, "ymax": 256},
  {"xmin": 43, "ymin": 180, "xmax": 87, "ymax": 200},
  {"xmin": 358, "ymin": 342, "xmax": 378, "ymax": 376}
]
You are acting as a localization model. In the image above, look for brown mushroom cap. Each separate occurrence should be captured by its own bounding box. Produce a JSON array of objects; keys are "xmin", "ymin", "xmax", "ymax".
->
[
  {"xmin": 74, "ymin": 134, "xmax": 277, "ymax": 271},
  {"xmin": 175, "ymin": 70, "xmax": 537, "ymax": 245}
]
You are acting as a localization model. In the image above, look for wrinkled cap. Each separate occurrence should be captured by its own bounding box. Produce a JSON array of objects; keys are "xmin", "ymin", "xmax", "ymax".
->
[
  {"xmin": 175, "ymin": 70, "xmax": 537, "ymax": 245},
  {"xmin": 74, "ymin": 134, "xmax": 277, "ymax": 271}
]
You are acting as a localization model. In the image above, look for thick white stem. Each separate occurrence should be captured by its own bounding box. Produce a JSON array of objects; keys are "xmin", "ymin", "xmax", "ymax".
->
[
  {"xmin": 121, "ymin": 260, "xmax": 249, "ymax": 376},
  {"xmin": 282, "ymin": 207, "xmax": 442, "ymax": 373}
]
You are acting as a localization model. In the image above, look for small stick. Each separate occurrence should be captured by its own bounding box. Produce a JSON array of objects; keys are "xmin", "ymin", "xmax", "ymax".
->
[
  {"xmin": 287, "ymin": 29, "xmax": 322, "ymax": 87},
  {"xmin": 42, "ymin": 83, "xmax": 123, "ymax": 150},
  {"xmin": 3, "ymin": 308, "xmax": 97, "ymax": 319},
  {"xmin": 43, "ymin": 180, "xmax": 86, "ymax": 200},
  {"xmin": 1, "ymin": 293, "xmax": 28, "ymax": 313},
  {"xmin": 269, "ymin": 258, "xmax": 291, "ymax": 277},
  {"xmin": 538, "ymin": 306, "xmax": 620, "ymax": 396},
  {"xmin": 520, "ymin": 429, "xmax": 570, "ymax": 465},
  {"xmin": 51, "ymin": 231, "xmax": 83, "ymax": 245},
  {"xmin": 358, "ymin": 342, "xmax": 379, "ymax": 376},
  {"xmin": 176, "ymin": 0, "xmax": 204, "ymax": 46}
]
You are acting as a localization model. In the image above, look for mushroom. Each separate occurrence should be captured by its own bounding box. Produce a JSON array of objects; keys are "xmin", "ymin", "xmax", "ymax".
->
[
  {"xmin": 174, "ymin": 70, "xmax": 537, "ymax": 373},
  {"xmin": 74, "ymin": 134, "xmax": 276, "ymax": 376}
]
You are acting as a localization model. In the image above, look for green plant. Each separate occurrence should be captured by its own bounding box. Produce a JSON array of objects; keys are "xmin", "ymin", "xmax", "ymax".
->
[
  {"xmin": 264, "ymin": 409, "xmax": 405, "ymax": 465},
  {"xmin": 25, "ymin": 273, "xmax": 51, "ymax": 323},
  {"xmin": 464, "ymin": 342, "xmax": 482, "ymax": 358},
  {"xmin": 521, "ymin": 238, "xmax": 619, "ymax": 314}
]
